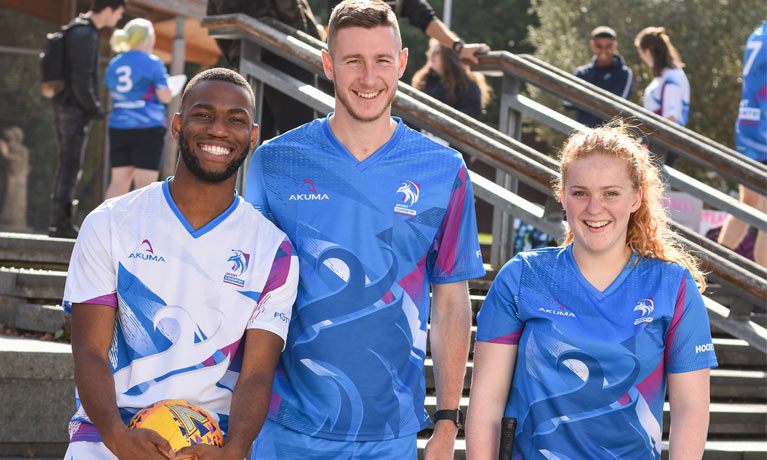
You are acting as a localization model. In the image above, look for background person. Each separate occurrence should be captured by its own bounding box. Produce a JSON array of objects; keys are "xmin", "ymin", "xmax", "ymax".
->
[
  {"xmin": 565, "ymin": 26, "xmax": 633, "ymax": 127},
  {"xmin": 48, "ymin": 0, "xmax": 125, "ymax": 238},
  {"xmin": 466, "ymin": 124, "xmax": 717, "ymax": 460},
  {"xmin": 63, "ymin": 68, "xmax": 299, "ymax": 460},
  {"xmin": 104, "ymin": 18, "xmax": 171, "ymax": 199},
  {"xmin": 245, "ymin": 1, "xmax": 485, "ymax": 458},
  {"xmin": 717, "ymin": 21, "xmax": 767, "ymax": 268},
  {"xmin": 635, "ymin": 26, "xmax": 690, "ymax": 165},
  {"xmin": 411, "ymin": 38, "xmax": 491, "ymax": 119}
]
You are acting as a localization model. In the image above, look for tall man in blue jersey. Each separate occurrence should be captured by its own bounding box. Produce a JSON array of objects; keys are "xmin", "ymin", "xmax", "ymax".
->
[
  {"xmin": 565, "ymin": 26, "xmax": 633, "ymax": 127},
  {"xmin": 244, "ymin": 1, "xmax": 485, "ymax": 458}
]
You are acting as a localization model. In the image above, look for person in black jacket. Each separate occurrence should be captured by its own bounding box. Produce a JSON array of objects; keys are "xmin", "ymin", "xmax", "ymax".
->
[
  {"xmin": 326, "ymin": 0, "xmax": 489, "ymax": 64},
  {"xmin": 48, "ymin": 0, "xmax": 125, "ymax": 238},
  {"xmin": 565, "ymin": 26, "xmax": 633, "ymax": 128}
]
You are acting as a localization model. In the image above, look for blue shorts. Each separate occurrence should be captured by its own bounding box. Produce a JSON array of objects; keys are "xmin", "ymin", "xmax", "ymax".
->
[{"xmin": 251, "ymin": 419, "xmax": 417, "ymax": 460}]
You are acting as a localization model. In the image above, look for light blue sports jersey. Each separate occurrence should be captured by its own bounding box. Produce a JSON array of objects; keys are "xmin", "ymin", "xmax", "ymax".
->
[
  {"xmin": 244, "ymin": 115, "xmax": 485, "ymax": 441},
  {"xmin": 477, "ymin": 246, "xmax": 718, "ymax": 459},
  {"xmin": 104, "ymin": 50, "xmax": 169, "ymax": 129},
  {"xmin": 735, "ymin": 21, "xmax": 767, "ymax": 163}
]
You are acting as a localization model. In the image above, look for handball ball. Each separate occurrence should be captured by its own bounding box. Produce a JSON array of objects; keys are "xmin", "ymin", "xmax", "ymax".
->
[{"xmin": 128, "ymin": 399, "xmax": 224, "ymax": 451}]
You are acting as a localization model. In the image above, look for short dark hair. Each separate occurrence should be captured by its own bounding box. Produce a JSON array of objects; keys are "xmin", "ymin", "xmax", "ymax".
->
[
  {"xmin": 92, "ymin": 0, "xmax": 126, "ymax": 13},
  {"xmin": 591, "ymin": 26, "xmax": 616, "ymax": 40},
  {"xmin": 180, "ymin": 68, "xmax": 256, "ymax": 115},
  {"xmin": 327, "ymin": 0, "xmax": 400, "ymax": 53}
]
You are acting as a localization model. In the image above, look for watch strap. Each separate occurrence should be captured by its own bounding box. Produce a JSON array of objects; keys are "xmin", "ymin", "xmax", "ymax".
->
[{"xmin": 433, "ymin": 409, "xmax": 464, "ymax": 429}]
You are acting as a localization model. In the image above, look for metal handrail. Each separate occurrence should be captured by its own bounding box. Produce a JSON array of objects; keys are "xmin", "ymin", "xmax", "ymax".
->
[
  {"xmin": 201, "ymin": 13, "xmax": 766, "ymax": 299},
  {"xmin": 474, "ymin": 52, "xmax": 767, "ymax": 194}
]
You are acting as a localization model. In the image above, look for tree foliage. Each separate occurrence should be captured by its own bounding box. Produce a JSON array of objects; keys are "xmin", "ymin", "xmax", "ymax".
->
[{"xmin": 527, "ymin": 0, "xmax": 762, "ymax": 147}]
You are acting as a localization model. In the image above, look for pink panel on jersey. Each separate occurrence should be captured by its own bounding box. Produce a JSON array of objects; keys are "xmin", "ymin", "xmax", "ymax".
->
[
  {"xmin": 433, "ymin": 167, "xmax": 468, "ymax": 276},
  {"xmin": 83, "ymin": 293, "xmax": 118, "ymax": 308}
]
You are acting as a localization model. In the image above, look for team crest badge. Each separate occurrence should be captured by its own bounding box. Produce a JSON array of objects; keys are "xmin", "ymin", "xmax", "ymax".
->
[
  {"xmin": 633, "ymin": 298, "xmax": 654, "ymax": 325},
  {"xmin": 223, "ymin": 249, "xmax": 250, "ymax": 287},
  {"xmin": 394, "ymin": 180, "xmax": 420, "ymax": 216}
]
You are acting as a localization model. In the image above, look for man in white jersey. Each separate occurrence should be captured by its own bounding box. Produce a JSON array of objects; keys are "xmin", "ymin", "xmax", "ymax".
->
[{"xmin": 63, "ymin": 68, "xmax": 299, "ymax": 460}]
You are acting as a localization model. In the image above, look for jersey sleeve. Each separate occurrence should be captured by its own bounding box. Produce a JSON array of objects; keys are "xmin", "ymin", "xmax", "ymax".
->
[
  {"xmin": 476, "ymin": 255, "xmax": 524, "ymax": 344},
  {"xmin": 62, "ymin": 205, "xmax": 117, "ymax": 313},
  {"xmin": 399, "ymin": 0, "xmax": 437, "ymax": 31},
  {"xmin": 427, "ymin": 163, "xmax": 485, "ymax": 283},
  {"xmin": 244, "ymin": 147, "xmax": 274, "ymax": 222},
  {"xmin": 247, "ymin": 237, "xmax": 299, "ymax": 349},
  {"xmin": 151, "ymin": 56, "xmax": 169, "ymax": 90},
  {"xmin": 664, "ymin": 270, "xmax": 718, "ymax": 373}
]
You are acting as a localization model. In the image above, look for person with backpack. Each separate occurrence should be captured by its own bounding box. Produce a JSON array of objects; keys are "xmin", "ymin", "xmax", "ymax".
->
[{"xmin": 46, "ymin": 0, "xmax": 125, "ymax": 238}]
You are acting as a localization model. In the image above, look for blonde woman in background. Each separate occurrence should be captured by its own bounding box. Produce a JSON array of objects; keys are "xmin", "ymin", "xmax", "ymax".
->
[{"xmin": 104, "ymin": 18, "xmax": 171, "ymax": 199}]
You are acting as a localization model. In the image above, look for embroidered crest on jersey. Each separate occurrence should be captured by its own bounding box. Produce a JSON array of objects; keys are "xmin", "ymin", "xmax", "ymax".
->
[
  {"xmin": 223, "ymin": 249, "xmax": 250, "ymax": 287},
  {"xmin": 538, "ymin": 299, "xmax": 576, "ymax": 318},
  {"xmin": 289, "ymin": 178, "xmax": 329, "ymax": 201},
  {"xmin": 394, "ymin": 180, "xmax": 420, "ymax": 216},
  {"xmin": 128, "ymin": 239, "xmax": 166, "ymax": 262},
  {"xmin": 633, "ymin": 298, "xmax": 654, "ymax": 325}
]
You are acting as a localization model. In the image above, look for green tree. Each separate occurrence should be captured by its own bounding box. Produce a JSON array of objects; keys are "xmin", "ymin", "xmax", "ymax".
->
[{"xmin": 527, "ymin": 0, "xmax": 761, "ymax": 148}]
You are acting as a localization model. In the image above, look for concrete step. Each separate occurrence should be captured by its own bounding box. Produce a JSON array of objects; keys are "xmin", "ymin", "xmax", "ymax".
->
[
  {"xmin": 424, "ymin": 360, "xmax": 767, "ymax": 403},
  {"xmin": 0, "ymin": 232, "xmax": 73, "ymax": 271},
  {"xmin": 415, "ymin": 439, "xmax": 767, "ymax": 460},
  {"xmin": 0, "ymin": 336, "xmax": 73, "ymax": 458}
]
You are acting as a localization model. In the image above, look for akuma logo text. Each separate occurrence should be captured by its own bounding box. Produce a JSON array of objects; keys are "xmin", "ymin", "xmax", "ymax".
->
[
  {"xmin": 290, "ymin": 178, "xmax": 329, "ymax": 201},
  {"xmin": 128, "ymin": 239, "xmax": 165, "ymax": 262}
]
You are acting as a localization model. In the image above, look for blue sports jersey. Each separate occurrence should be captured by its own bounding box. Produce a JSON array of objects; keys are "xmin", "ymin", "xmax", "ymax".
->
[
  {"xmin": 735, "ymin": 21, "xmax": 767, "ymax": 163},
  {"xmin": 477, "ymin": 246, "xmax": 717, "ymax": 460},
  {"xmin": 104, "ymin": 50, "xmax": 169, "ymax": 129},
  {"xmin": 244, "ymin": 115, "xmax": 485, "ymax": 442}
]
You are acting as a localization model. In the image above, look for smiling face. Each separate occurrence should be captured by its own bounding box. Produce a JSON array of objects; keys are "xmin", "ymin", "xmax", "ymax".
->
[
  {"xmin": 322, "ymin": 25, "xmax": 407, "ymax": 124},
  {"xmin": 590, "ymin": 37, "xmax": 617, "ymax": 67},
  {"xmin": 172, "ymin": 79, "xmax": 257, "ymax": 183},
  {"xmin": 560, "ymin": 153, "xmax": 642, "ymax": 263}
]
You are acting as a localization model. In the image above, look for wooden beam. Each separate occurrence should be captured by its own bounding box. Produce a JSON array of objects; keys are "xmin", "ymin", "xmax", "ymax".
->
[{"xmin": 128, "ymin": 0, "xmax": 207, "ymax": 19}]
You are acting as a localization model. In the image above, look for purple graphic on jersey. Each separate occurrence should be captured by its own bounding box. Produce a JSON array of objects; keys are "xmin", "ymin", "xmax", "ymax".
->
[
  {"xmin": 433, "ymin": 167, "xmax": 468, "ymax": 276},
  {"xmin": 83, "ymin": 293, "xmax": 118, "ymax": 308},
  {"xmin": 259, "ymin": 239, "xmax": 293, "ymax": 302},
  {"xmin": 488, "ymin": 329, "xmax": 523, "ymax": 345},
  {"xmin": 664, "ymin": 276, "xmax": 686, "ymax": 363}
]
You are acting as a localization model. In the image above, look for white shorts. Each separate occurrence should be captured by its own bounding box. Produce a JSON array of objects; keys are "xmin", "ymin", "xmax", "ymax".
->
[{"xmin": 64, "ymin": 441, "xmax": 118, "ymax": 460}]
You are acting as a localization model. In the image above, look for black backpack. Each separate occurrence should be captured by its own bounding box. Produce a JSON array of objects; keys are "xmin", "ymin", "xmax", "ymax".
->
[{"xmin": 39, "ymin": 18, "xmax": 87, "ymax": 99}]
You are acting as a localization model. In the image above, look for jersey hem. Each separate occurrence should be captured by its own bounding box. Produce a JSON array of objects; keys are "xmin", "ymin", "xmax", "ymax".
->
[
  {"xmin": 269, "ymin": 416, "xmax": 431, "ymax": 442},
  {"xmin": 429, "ymin": 268, "xmax": 486, "ymax": 285}
]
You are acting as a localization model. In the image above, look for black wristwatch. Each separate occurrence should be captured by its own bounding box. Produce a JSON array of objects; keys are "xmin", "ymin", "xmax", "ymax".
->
[
  {"xmin": 452, "ymin": 39, "xmax": 466, "ymax": 54},
  {"xmin": 433, "ymin": 409, "xmax": 464, "ymax": 429}
]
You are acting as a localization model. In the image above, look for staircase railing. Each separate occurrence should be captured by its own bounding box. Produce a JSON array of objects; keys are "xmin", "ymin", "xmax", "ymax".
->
[{"xmin": 201, "ymin": 13, "xmax": 766, "ymax": 350}]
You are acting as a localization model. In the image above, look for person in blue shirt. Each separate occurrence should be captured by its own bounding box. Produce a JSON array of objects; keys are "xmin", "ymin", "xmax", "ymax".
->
[
  {"xmin": 103, "ymin": 18, "xmax": 171, "ymax": 199},
  {"xmin": 565, "ymin": 26, "xmax": 633, "ymax": 127},
  {"xmin": 466, "ymin": 124, "xmax": 717, "ymax": 460},
  {"xmin": 717, "ymin": 21, "xmax": 767, "ymax": 268},
  {"xmin": 244, "ymin": 1, "xmax": 485, "ymax": 458}
]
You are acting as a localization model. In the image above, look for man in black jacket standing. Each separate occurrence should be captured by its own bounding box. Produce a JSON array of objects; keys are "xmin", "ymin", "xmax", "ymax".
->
[
  {"xmin": 48, "ymin": 0, "xmax": 124, "ymax": 238},
  {"xmin": 567, "ymin": 26, "xmax": 633, "ymax": 128}
]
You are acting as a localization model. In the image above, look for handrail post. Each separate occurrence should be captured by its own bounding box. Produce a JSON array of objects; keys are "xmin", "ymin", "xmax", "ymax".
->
[
  {"xmin": 237, "ymin": 40, "xmax": 264, "ymax": 193},
  {"xmin": 491, "ymin": 74, "xmax": 522, "ymax": 266}
]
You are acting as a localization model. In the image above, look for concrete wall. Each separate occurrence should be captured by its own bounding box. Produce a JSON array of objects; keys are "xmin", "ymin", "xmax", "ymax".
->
[{"xmin": 0, "ymin": 336, "xmax": 73, "ymax": 457}]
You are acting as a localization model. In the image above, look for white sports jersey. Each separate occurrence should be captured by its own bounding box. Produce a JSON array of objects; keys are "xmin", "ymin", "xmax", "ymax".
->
[
  {"xmin": 642, "ymin": 67, "xmax": 690, "ymax": 126},
  {"xmin": 63, "ymin": 180, "xmax": 298, "ymax": 441}
]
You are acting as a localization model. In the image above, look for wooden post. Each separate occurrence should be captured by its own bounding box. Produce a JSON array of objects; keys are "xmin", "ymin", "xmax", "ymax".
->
[
  {"xmin": 160, "ymin": 16, "xmax": 186, "ymax": 180},
  {"xmin": 491, "ymin": 75, "xmax": 521, "ymax": 266}
]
